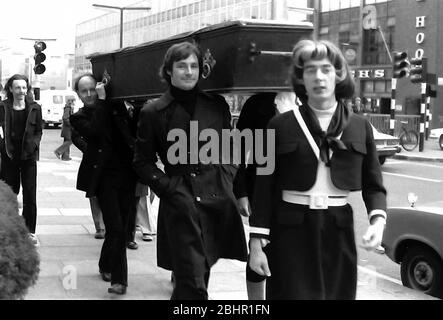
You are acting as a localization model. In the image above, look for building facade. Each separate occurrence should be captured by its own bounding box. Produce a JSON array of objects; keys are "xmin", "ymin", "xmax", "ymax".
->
[
  {"xmin": 74, "ymin": 0, "xmax": 443, "ymax": 129},
  {"xmin": 74, "ymin": 0, "xmax": 311, "ymax": 74},
  {"xmin": 318, "ymin": 0, "xmax": 443, "ymax": 129}
]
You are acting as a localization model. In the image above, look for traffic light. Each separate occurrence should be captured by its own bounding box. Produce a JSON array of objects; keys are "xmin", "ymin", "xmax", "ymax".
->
[
  {"xmin": 392, "ymin": 51, "xmax": 409, "ymax": 79},
  {"xmin": 409, "ymin": 57, "xmax": 427, "ymax": 83},
  {"xmin": 33, "ymin": 41, "xmax": 46, "ymax": 75}
]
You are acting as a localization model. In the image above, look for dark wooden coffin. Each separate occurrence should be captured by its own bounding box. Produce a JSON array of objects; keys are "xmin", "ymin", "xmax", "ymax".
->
[{"xmin": 88, "ymin": 19, "xmax": 313, "ymax": 102}]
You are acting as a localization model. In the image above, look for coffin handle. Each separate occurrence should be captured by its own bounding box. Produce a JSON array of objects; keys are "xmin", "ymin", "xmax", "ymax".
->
[{"xmin": 249, "ymin": 42, "xmax": 292, "ymax": 62}]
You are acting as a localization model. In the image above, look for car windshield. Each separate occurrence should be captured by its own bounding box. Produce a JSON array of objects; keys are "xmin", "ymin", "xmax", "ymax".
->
[{"xmin": 52, "ymin": 95, "xmax": 63, "ymax": 104}]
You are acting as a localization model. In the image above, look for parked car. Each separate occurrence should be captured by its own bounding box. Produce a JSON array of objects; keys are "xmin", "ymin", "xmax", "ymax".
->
[
  {"xmin": 382, "ymin": 194, "xmax": 443, "ymax": 299},
  {"xmin": 371, "ymin": 125, "xmax": 401, "ymax": 165},
  {"xmin": 429, "ymin": 128, "xmax": 443, "ymax": 150},
  {"xmin": 231, "ymin": 115, "xmax": 400, "ymax": 165}
]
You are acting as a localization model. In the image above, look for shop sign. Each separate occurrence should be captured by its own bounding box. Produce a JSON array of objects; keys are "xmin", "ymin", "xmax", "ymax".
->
[{"xmin": 350, "ymin": 69, "xmax": 386, "ymax": 79}]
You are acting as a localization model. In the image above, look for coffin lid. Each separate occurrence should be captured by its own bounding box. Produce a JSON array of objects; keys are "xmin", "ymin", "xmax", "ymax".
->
[{"xmin": 87, "ymin": 19, "xmax": 313, "ymax": 60}]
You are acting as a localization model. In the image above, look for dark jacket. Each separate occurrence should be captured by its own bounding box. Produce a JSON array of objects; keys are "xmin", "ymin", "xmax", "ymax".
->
[
  {"xmin": 70, "ymin": 100, "xmax": 137, "ymax": 197},
  {"xmin": 0, "ymin": 98, "xmax": 43, "ymax": 161},
  {"xmin": 233, "ymin": 92, "xmax": 277, "ymax": 199},
  {"xmin": 251, "ymin": 103, "xmax": 387, "ymax": 238},
  {"xmin": 60, "ymin": 104, "xmax": 73, "ymax": 140},
  {"xmin": 134, "ymin": 89, "xmax": 247, "ymax": 276}
]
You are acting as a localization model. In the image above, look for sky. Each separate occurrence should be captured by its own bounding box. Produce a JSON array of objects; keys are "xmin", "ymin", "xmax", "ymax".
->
[{"xmin": 0, "ymin": 0, "xmax": 147, "ymax": 54}]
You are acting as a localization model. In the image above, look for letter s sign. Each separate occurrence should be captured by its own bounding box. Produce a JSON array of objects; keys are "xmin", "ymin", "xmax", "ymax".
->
[{"xmin": 362, "ymin": 5, "xmax": 377, "ymax": 30}]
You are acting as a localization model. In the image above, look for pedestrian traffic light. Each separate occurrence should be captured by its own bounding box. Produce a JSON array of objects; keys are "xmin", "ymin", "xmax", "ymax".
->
[
  {"xmin": 33, "ymin": 41, "xmax": 46, "ymax": 75},
  {"xmin": 392, "ymin": 51, "xmax": 409, "ymax": 79},
  {"xmin": 409, "ymin": 57, "xmax": 427, "ymax": 83}
]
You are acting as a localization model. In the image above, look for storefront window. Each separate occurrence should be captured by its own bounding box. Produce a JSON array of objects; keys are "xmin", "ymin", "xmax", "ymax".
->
[
  {"xmin": 363, "ymin": 80, "xmax": 374, "ymax": 93},
  {"xmin": 374, "ymin": 80, "xmax": 386, "ymax": 93}
]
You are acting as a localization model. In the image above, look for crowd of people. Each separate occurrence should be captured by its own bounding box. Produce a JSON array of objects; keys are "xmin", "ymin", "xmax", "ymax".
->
[{"xmin": 0, "ymin": 39, "xmax": 387, "ymax": 300}]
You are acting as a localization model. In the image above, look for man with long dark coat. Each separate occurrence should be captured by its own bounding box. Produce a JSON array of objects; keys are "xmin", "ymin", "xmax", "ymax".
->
[
  {"xmin": 134, "ymin": 42, "xmax": 247, "ymax": 299},
  {"xmin": 70, "ymin": 73, "xmax": 137, "ymax": 295}
]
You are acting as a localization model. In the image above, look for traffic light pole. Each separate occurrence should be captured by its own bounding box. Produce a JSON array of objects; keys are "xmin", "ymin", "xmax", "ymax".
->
[
  {"xmin": 390, "ymin": 78, "xmax": 397, "ymax": 136},
  {"xmin": 426, "ymin": 95, "xmax": 431, "ymax": 140},
  {"xmin": 92, "ymin": 4, "xmax": 151, "ymax": 49},
  {"xmin": 34, "ymin": 74, "xmax": 41, "ymax": 101},
  {"xmin": 419, "ymin": 82, "xmax": 426, "ymax": 152}
]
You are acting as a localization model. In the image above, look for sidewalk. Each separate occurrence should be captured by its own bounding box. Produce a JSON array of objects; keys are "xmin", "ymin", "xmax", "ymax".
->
[
  {"xmin": 392, "ymin": 137, "xmax": 443, "ymax": 162},
  {"xmin": 20, "ymin": 136, "xmax": 441, "ymax": 301},
  {"xmin": 24, "ymin": 198, "xmax": 437, "ymax": 301}
]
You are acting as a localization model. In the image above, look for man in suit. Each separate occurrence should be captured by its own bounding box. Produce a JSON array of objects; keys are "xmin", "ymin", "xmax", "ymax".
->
[
  {"xmin": 70, "ymin": 73, "xmax": 137, "ymax": 295},
  {"xmin": 249, "ymin": 40, "xmax": 387, "ymax": 299},
  {"xmin": 0, "ymin": 74, "xmax": 42, "ymax": 246},
  {"xmin": 134, "ymin": 42, "xmax": 247, "ymax": 299}
]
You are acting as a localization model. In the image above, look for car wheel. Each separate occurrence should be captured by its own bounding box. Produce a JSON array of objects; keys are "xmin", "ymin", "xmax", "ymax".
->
[
  {"xmin": 439, "ymin": 135, "xmax": 443, "ymax": 150},
  {"xmin": 378, "ymin": 156, "xmax": 386, "ymax": 165},
  {"xmin": 400, "ymin": 245, "xmax": 443, "ymax": 298}
]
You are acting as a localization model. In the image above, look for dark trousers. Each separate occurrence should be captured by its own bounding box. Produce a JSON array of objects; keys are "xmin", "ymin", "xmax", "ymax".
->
[
  {"xmin": 0, "ymin": 154, "xmax": 37, "ymax": 233},
  {"xmin": 54, "ymin": 138, "xmax": 72, "ymax": 160},
  {"xmin": 126, "ymin": 196, "xmax": 139, "ymax": 243},
  {"xmin": 171, "ymin": 269, "xmax": 211, "ymax": 300},
  {"xmin": 96, "ymin": 173, "xmax": 135, "ymax": 287}
]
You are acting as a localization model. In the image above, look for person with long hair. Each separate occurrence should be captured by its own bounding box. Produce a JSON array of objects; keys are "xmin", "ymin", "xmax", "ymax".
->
[
  {"xmin": 0, "ymin": 74, "xmax": 42, "ymax": 246},
  {"xmin": 248, "ymin": 40, "xmax": 387, "ymax": 299}
]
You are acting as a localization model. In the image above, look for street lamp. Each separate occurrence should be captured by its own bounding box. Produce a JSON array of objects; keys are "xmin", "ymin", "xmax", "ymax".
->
[{"xmin": 92, "ymin": 4, "xmax": 151, "ymax": 49}]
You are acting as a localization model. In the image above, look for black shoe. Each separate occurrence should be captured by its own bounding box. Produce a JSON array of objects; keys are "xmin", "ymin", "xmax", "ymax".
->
[
  {"xmin": 99, "ymin": 270, "xmax": 111, "ymax": 282},
  {"xmin": 108, "ymin": 283, "xmax": 127, "ymax": 295},
  {"xmin": 127, "ymin": 241, "xmax": 138, "ymax": 250},
  {"xmin": 142, "ymin": 234, "xmax": 154, "ymax": 242}
]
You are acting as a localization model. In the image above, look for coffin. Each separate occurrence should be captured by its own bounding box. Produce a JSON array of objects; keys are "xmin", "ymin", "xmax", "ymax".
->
[{"xmin": 88, "ymin": 19, "xmax": 313, "ymax": 102}]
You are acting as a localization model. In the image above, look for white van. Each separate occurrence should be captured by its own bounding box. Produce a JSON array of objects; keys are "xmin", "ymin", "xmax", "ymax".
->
[{"xmin": 39, "ymin": 90, "xmax": 83, "ymax": 128}]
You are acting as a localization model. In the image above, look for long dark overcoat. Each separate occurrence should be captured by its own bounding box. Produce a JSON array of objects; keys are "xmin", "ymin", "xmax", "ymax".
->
[
  {"xmin": 134, "ymin": 90, "xmax": 247, "ymax": 277},
  {"xmin": 70, "ymin": 100, "xmax": 137, "ymax": 197}
]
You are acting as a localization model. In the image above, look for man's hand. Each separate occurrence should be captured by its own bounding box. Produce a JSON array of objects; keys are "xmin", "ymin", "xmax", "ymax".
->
[
  {"xmin": 96, "ymin": 82, "xmax": 106, "ymax": 100},
  {"xmin": 249, "ymin": 238, "xmax": 271, "ymax": 277},
  {"xmin": 237, "ymin": 197, "xmax": 251, "ymax": 217},
  {"xmin": 361, "ymin": 217, "xmax": 385, "ymax": 252}
]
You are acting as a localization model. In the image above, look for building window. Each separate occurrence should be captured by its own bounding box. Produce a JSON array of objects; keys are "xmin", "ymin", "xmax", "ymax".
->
[
  {"xmin": 339, "ymin": 30, "xmax": 350, "ymax": 44},
  {"xmin": 374, "ymin": 80, "xmax": 386, "ymax": 93}
]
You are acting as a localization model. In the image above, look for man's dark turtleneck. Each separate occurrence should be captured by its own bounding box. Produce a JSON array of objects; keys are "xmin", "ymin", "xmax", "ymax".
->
[{"xmin": 170, "ymin": 84, "xmax": 198, "ymax": 116}]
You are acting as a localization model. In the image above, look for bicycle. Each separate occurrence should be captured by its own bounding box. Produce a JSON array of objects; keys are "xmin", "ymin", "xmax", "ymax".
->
[{"xmin": 398, "ymin": 120, "xmax": 419, "ymax": 151}]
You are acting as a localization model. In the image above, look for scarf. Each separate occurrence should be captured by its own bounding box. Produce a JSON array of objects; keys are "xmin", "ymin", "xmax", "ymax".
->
[{"xmin": 299, "ymin": 101, "xmax": 351, "ymax": 166}]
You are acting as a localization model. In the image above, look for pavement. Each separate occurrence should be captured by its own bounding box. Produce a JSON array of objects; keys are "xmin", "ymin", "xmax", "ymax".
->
[
  {"xmin": 392, "ymin": 136, "xmax": 443, "ymax": 162},
  {"xmin": 20, "ymin": 136, "xmax": 442, "ymax": 301}
]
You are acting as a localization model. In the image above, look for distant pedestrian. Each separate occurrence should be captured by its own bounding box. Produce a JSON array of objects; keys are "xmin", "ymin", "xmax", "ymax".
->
[
  {"xmin": 353, "ymin": 97, "xmax": 362, "ymax": 114},
  {"xmin": 54, "ymin": 98, "xmax": 75, "ymax": 161},
  {"xmin": 0, "ymin": 74, "xmax": 43, "ymax": 246}
]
